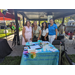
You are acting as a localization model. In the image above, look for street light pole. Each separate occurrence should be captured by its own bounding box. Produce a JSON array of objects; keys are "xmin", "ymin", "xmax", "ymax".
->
[{"xmin": 23, "ymin": 16, "xmax": 24, "ymax": 26}]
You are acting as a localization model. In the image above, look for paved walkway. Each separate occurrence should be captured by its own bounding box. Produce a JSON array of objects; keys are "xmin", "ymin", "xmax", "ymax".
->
[
  {"xmin": 54, "ymin": 35, "xmax": 75, "ymax": 55},
  {"xmin": 4, "ymin": 31, "xmax": 22, "ymax": 48},
  {"xmin": 5, "ymin": 33, "xmax": 75, "ymax": 57}
]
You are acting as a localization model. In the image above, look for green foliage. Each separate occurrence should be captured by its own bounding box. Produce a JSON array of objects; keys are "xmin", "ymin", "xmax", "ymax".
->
[
  {"xmin": 0, "ymin": 29, "xmax": 13, "ymax": 38},
  {"xmin": 0, "ymin": 33, "xmax": 12, "ymax": 38},
  {"xmin": 55, "ymin": 16, "xmax": 71, "ymax": 25},
  {"xmin": 0, "ymin": 56, "xmax": 21, "ymax": 65},
  {"xmin": 0, "ymin": 29, "xmax": 11, "ymax": 34},
  {"xmin": 62, "ymin": 54, "xmax": 75, "ymax": 65}
]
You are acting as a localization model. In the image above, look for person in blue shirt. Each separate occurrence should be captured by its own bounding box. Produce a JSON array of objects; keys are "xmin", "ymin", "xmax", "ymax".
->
[{"xmin": 44, "ymin": 18, "xmax": 58, "ymax": 44}]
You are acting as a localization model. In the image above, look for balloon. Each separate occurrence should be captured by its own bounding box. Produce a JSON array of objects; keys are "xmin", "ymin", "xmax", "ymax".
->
[
  {"xmin": 19, "ymin": 27, "xmax": 21, "ymax": 30},
  {"xmin": 11, "ymin": 25, "xmax": 21, "ymax": 30},
  {"xmin": 12, "ymin": 26, "xmax": 16, "ymax": 30},
  {"xmin": 30, "ymin": 52, "xmax": 36, "ymax": 59}
]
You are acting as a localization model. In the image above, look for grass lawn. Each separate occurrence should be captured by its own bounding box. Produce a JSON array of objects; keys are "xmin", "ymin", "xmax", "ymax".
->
[
  {"xmin": 0, "ymin": 29, "xmax": 13, "ymax": 38},
  {"xmin": 0, "ymin": 56, "xmax": 21, "ymax": 65},
  {"xmin": 62, "ymin": 54, "xmax": 75, "ymax": 65},
  {"xmin": 0, "ymin": 29, "xmax": 22, "ymax": 38},
  {"xmin": 0, "ymin": 54, "xmax": 75, "ymax": 65},
  {"xmin": 0, "ymin": 33, "xmax": 13, "ymax": 38},
  {"xmin": 0, "ymin": 29, "xmax": 11, "ymax": 34}
]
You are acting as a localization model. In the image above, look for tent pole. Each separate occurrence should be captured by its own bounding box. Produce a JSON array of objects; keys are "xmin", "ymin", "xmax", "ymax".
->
[
  {"xmin": 39, "ymin": 20, "xmax": 40, "ymax": 26},
  {"xmin": 23, "ymin": 16, "xmax": 24, "ymax": 26},
  {"xmin": 3, "ymin": 16, "xmax": 7, "ymax": 39},
  {"xmin": 14, "ymin": 10, "xmax": 20, "ymax": 45},
  {"xmin": 62, "ymin": 17, "xmax": 64, "ymax": 23}
]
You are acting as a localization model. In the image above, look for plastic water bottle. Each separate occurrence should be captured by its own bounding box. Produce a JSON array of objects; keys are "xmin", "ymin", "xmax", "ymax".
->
[
  {"xmin": 46, "ymin": 44, "xmax": 50, "ymax": 51},
  {"xmin": 28, "ymin": 38, "xmax": 32, "ymax": 45},
  {"xmin": 43, "ymin": 45, "xmax": 46, "ymax": 51}
]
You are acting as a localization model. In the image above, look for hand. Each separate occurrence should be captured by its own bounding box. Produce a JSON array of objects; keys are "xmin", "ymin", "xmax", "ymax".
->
[
  {"xmin": 37, "ymin": 37, "xmax": 40, "ymax": 40},
  {"xmin": 55, "ymin": 36, "xmax": 57, "ymax": 40},
  {"xmin": 25, "ymin": 38, "xmax": 28, "ymax": 42},
  {"xmin": 30, "ymin": 38, "xmax": 32, "ymax": 41},
  {"xmin": 44, "ymin": 37, "xmax": 47, "ymax": 41}
]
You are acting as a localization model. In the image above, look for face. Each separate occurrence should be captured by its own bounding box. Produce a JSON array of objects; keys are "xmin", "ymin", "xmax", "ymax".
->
[
  {"xmin": 12, "ymin": 23, "xmax": 14, "ymax": 25},
  {"xmin": 43, "ymin": 23, "xmax": 46, "ymax": 27},
  {"xmin": 27, "ymin": 21, "xmax": 30, "ymax": 27},
  {"xmin": 34, "ymin": 21, "xmax": 37, "ymax": 26},
  {"xmin": 50, "ymin": 19, "xmax": 54, "ymax": 25}
]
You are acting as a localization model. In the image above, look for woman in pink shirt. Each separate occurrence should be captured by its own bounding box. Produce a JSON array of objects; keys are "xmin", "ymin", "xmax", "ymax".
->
[{"xmin": 22, "ymin": 21, "xmax": 32, "ymax": 45}]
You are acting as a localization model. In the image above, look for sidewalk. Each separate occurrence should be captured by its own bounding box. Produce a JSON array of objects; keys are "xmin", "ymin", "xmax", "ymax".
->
[
  {"xmin": 3, "ymin": 31, "xmax": 23, "ymax": 57},
  {"xmin": 55, "ymin": 35, "xmax": 75, "ymax": 55},
  {"xmin": 4, "ymin": 31, "xmax": 22, "ymax": 48}
]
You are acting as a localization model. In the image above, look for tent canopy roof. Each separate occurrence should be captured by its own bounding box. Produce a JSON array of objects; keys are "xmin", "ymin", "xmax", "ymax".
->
[{"xmin": 9, "ymin": 9, "xmax": 75, "ymax": 20}]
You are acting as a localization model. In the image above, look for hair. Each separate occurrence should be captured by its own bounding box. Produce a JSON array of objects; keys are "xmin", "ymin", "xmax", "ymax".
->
[
  {"xmin": 41, "ymin": 22, "xmax": 47, "ymax": 31},
  {"xmin": 54, "ymin": 21, "xmax": 56, "ymax": 24},
  {"xmin": 34, "ymin": 21, "xmax": 37, "ymax": 23},
  {"xmin": 38, "ymin": 24, "xmax": 40, "ymax": 26},
  {"xmin": 50, "ymin": 18, "xmax": 54, "ymax": 21},
  {"xmin": 47, "ymin": 23, "xmax": 50, "ymax": 27},
  {"xmin": 32, "ymin": 23, "xmax": 34, "ymax": 25},
  {"xmin": 25, "ymin": 20, "xmax": 30, "ymax": 26}
]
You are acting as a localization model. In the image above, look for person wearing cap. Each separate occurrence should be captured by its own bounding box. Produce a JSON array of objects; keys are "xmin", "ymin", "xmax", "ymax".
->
[
  {"xmin": 45, "ymin": 18, "xmax": 58, "ymax": 44},
  {"xmin": 22, "ymin": 20, "xmax": 32, "ymax": 45}
]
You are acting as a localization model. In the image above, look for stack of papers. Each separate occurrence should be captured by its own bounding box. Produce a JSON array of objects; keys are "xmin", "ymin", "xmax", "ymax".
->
[
  {"xmin": 42, "ymin": 41, "xmax": 49, "ymax": 44},
  {"xmin": 45, "ymin": 44, "xmax": 58, "ymax": 52},
  {"xmin": 28, "ymin": 49, "xmax": 36, "ymax": 53},
  {"xmin": 30, "ymin": 45, "xmax": 41, "ymax": 49},
  {"xmin": 49, "ymin": 48, "xmax": 58, "ymax": 52}
]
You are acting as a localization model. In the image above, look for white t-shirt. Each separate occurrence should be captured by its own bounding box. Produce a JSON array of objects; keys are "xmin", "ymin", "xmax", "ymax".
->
[{"xmin": 42, "ymin": 28, "xmax": 48, "ymax": 36}]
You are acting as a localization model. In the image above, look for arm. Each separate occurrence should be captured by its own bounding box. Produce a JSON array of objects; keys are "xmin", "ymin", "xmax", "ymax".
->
[
  {"xmin": 55, "ymin": 29, "xmax": 57, "ymax": 39},
  {"xmin": 38, "ymin": 30, "xmax": 41, "ymax": 40},
  {"xmin": 32, "ymin": 30, "xmax": 33, "ymax": 39},
  {"xmin": 31, "ymin": 28, "xmax": 33, "ymax": 41},
  {"xmin": 44, "ymin": 33, "xmax": 48, "ymax": 40},
  {"xmin": 44, "ymin": 28, "xmax": 48, "ymax": 40},
  {"xmin": 37, "ymin": 27, "xmax": 41, "ymax": 40},
  {"xmin": 45, "ymin": 33, "xmax": 48, "ymax": 38}
]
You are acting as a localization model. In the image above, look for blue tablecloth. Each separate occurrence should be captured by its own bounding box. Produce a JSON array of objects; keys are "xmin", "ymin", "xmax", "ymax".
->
[{"xmin": 20, "ymin": 42, "xmax": 59, "ymax": 65}]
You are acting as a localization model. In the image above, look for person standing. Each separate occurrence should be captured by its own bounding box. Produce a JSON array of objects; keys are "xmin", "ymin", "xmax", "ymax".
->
[
  {"xmin": 32, "ymin": 21, "xmax": 41, "ymax": 42},
  {"xmin": 22, "ymin": 20, "xmax": 32, "ymax": 45},
  {"xmin": 45, "ymin": 19, "xmax": 57, "ymax": 44},
  {"xmin": 59, "ymin": 22, "xmax": 65, "ymax": 35},
  {"xmin": 41, "ymin": 22, "xmax": 48, "ymax": 41}
]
